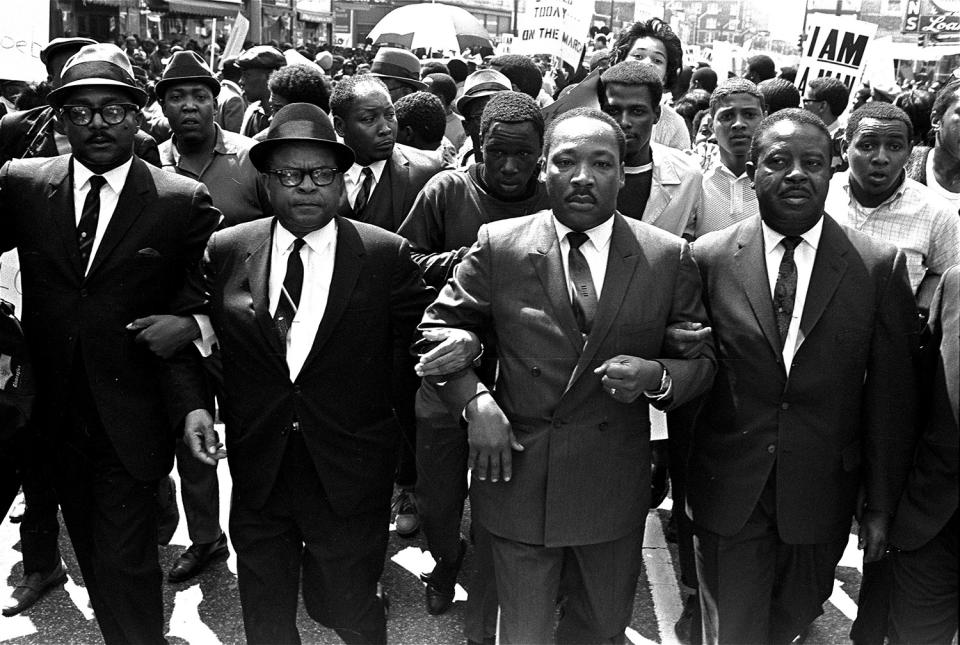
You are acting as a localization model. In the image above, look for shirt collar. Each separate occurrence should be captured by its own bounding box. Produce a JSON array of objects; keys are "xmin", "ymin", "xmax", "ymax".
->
[
  {"xmin": 274, "ymin": 218, "xmax": 338, "ymax": 256},
  {"xmin": 553, "ymin": 212, "xmax": 615, "ymax": 251},
  {"xmin": 705, "ymin": 158, "xmax": 750, "ymax": 182},
  {"xmin": 761, "ymin": 216, "xmax": 823, "ymax": 255},
  {"xmin": 169, "ymin": 123, "xmax": 231, "ymax": 164},
  {"xmin": 73, "ymin": 156, "xmax": 134, "ymax": 194},
  {"xmin": 346, "ymin": 159, "xmax": 388, "ymax": 185},
  {"xmin": 834, "ymin": 170, "xmax": 908, "ymax": 207}
]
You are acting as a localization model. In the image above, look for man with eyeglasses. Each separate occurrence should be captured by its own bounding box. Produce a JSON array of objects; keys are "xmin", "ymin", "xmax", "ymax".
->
[
  {"xmin": 801, "ymin": 77, "xmax": 850, "ymax": 173},
  {"xmin": 0, "ymin": 44, "xmax": 219, "ymax": 644},
  {"xmin": 175, "ymin": 102, "xmax": 434, "ymax": 644}
]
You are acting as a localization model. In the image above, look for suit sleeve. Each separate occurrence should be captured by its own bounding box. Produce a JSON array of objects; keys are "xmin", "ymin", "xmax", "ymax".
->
[
  {"xmin": 0, "ymin": 162, "xmax": 15, "ymax": 253},
  {"xmin": 391, "ymin": 237, "xmax": 437, "ymax": 358},
  {"xmin": 862, "ymin": 249, "xmax": 921, "ymax": 515},
  {"xmin": 396, "ymin": 179, "xmax": 467, "ymax": 289},
  {"xmin": 655, "ymin": 239, "xmax": 716, "ymax": 411}
]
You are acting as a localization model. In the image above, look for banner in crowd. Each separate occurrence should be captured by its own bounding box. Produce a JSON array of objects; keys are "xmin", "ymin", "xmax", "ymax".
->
[
  {"xmin": 0, "ymin": 0, "xmax": 48, "ymax": 82},
  {"xmin": 513, "ymin": 0, "xmax": 593, "ymax": 68},
  {"xmin": 795, "ymin": 14, "xmax": 877, "ymax": 97},
  {"xmin": 221, "ymin": 12, "xmax": 249, "ymax": 62}
]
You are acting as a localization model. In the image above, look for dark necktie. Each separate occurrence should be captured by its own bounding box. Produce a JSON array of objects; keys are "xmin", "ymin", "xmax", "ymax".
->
[
  {"xmin": 353, "ymin": 167, "xmax": 374, "ymax": 218},
  {"xmin": 274, "ymin": 237, "xmax": 306, "ymax": 346},
  {"xmin": 566, "ymin": 231, "xmax": 598, "ymax": 336},
  {"xmin": 77, "ymin": 175, "xmax": 106, "ymax": 271},
  {"xmin": 773, "ymin": 235, "xmax": 804, "ymax": 349}
]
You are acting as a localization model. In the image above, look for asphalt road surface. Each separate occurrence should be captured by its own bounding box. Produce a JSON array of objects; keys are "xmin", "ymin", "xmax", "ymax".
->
[{"xmin": 1, "ymin": 442, "xmax": 868, "ymax": 644}]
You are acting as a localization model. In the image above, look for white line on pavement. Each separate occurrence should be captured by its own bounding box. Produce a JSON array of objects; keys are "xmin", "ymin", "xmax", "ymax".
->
[
  {"xmin": 167, "ymin": 585, "xmax": 221, "ymax": 645},
  {"xmin": 644, "ymin": 511, "xmax": 684, "ymax": 645}
]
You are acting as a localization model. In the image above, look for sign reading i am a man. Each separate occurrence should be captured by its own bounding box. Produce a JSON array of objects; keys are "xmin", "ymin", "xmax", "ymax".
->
[{"xmin": 795, "ymin": 14, "xmax": 878, "ymax": 97}]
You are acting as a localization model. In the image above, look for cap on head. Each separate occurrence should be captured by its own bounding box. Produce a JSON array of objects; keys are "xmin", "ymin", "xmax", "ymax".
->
[
  {"xmin": 156, "ymin": 50, "xmax": 221, "ymax": 100},
  {"xmin": 369, "ymin": 47, "xmax": 427, "ymax": 91},
  {"xmin": 249, "ymin": 102, "xmax": 355, "ymax": 172},
  {"xmin": 315, "ymin": 51, "xmax": 334, "ymax": 72},
  {"xmin": 236, "ymin": 45, "xmax": 286, "ymax": 71},
  {"xmin": 40, "ymin": 37, "xmax": 97, "ymax": 66},
  {"xmin": 47, "ymin": 43, "xmax": 148, "ymax": 108},
  {"xmin": 455, "ymin": 68, "xmax": 511, "ymax": 115}
]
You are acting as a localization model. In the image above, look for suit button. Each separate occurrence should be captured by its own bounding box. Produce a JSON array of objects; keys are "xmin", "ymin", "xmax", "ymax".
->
[
  {"xmin": 598, "ymin": 421, "xmax": 608, "ymax": 431},
  {"xmin": 767, "ymin": 444, "xmax": 776, "ymax": 454},
  {"xmin": 80, "ymin": 288, "xmax": 88, "ymax": 297},
  {"xmin": 294, "ymin": 385, "xmax": 301, "ymax": 395},
  {"xmin": 780, "ymin": 402, "xmax": 789, "ymax": 410},
  {"xmin": 531, "ymin": 366, "xmax": 541, "ymax": 377}
]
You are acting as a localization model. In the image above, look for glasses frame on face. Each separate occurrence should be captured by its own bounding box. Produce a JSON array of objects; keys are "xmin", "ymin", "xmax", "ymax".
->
[
  {"xmin": 60, "ymin": 103, "xmax": 139, "ymax": 126},
  {"xmin": 266, "ymin": 167, "xmax": 341, "ymax": 188},
  {"xmin": 802, "ymin": 98, "xmax": 824, "ymax": 107}
]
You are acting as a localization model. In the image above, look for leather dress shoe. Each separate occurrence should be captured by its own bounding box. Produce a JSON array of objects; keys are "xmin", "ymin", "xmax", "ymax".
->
[
  {"xmin": 420, "ymin": 538, "xmax": 466, "ymax": 615},
  {"xmin": 392, "ymin": 487, "xmax": 420, "ymax": 537},
  {"xmin": 167, "ymin": 532, "xmax": 229, "ymax": 583},
  {"xmin": 2, "ymin": 562, "xmax": 68, "ymax": 616}
]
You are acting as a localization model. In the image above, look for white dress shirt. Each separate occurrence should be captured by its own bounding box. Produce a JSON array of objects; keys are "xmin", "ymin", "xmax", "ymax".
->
[
  {"xmin": 553, "ymin": 214, "xmax": 614, "ymax": 299},
  {"xmin": 72, "ymin": 157, "xmax": 133, "ymax": 274},
  {"xmin": 344, "ymin": 159, "xmax": 387, "ymax": 209},
  {"xmin": 270, "ymin": 221, "xmax": 337, "ymax": 380},
  {"xmin": 762, "ymin": 218, "xmax": 823, "ymax": 375}
]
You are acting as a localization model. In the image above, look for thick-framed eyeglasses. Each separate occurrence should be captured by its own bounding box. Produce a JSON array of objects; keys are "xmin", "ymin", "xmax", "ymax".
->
[
  {"xmin": 266, "ymin": 167, "xmax": 340, "ymax": 187},
  {"xmin": 801, "ymin": 98, "xmax": 824, "ymax": 106},
  {"xmin": 60, "ymin": 103, "xmax": 139, "ymax": 126}
]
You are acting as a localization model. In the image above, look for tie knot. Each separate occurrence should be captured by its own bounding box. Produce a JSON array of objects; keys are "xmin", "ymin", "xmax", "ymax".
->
[
  {"xmin": 360, "ymin": 167, "xmax": 373, "ymax": 180},
  {"xmin": 88, "ymin": 175, "xmax": 106, "ymax": 191},
  {"xmin": 567, "ymin": 231, "xmax": 590, "ymax": 250},
  {"xmin": 781, "ymin": 236, "xmax": 803, "ymax": 252},
  {"xmin": 291, "ymin": 237, "xmax": 306, "ymax": 253}
]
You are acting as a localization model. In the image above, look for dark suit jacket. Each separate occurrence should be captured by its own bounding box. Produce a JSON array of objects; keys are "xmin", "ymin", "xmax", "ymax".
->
[
  {"xmin": 180, "ymin": 216, "xmax": 434, "ymax": 513},
  {"xmin": 0, "ymin": 155, "xmax": 219, "ymax": 480},
  {"xmin": 339, "ymin": 144, "xmax": 447, "ymax": 233},
  {"xmin": 421, "ymin": 211, "xmax": 715, "ymax": 547},
  {"xmin": 890, "ymin": 265, "xmax": 959, "ymax": 551},
  {"xmin": 0, "ymin": 105, "xmax": 161, "ymax": 167},
  {"xmin": 688, "ymin": 214, "xmax": 920, "ymax": 544}
]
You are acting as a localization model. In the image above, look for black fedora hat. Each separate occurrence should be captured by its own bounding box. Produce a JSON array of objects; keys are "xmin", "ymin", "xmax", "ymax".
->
[
  {"xmin": 249, "ymin": 103, "xmax": 354, "ymax": 172},
  {"xmin": 47, "ymin": 43, "xmax": 148, "ymax": 108},
  {"xmin": 40, "ymin": 37, "xmax": 97, "ymax": 66},
  {"xmin": 156, "ymin": 50, "xmax": 221, "ymax": 101}
]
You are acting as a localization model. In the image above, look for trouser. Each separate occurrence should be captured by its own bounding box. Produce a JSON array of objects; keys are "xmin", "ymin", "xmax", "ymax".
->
[
  {"xmin": 849, "ymin": 558, "xmax": 892, "ymax": 644},
  {"xmin": 489, "ymin": 525, "xmax": 644, "ymax": 645},
  {"xmin": 8, "ymin": 427, "xmax": 61, "ymax": 574},
  {"xmin": 231, "ymin": 431, "xmax": 388, "ymax": 645},
  {"xmin": 393, "ymin": 348, "xmax": 418, "ymax": 489},
  {"xmin": 888, "ymin": 510, "xmax": 958, "ymax": 645},
  {"xmin": 171, "ymin": 437, "xmax": 221, "ymax": 543},
  {"xmin": 667, "ymin": 402, "xmax": 700, "ymax": 592},
  {"xmin": 694, "ymin": 472, "xmax": 848, "ymax": 645}
]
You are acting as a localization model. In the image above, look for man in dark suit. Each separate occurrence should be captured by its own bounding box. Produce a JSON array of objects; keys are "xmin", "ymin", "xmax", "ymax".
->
[
  {"xmin": 330, "ymin": 73, "xmax": 447, "ymax": 537},
  {"xmin": 179, "ymin": 103, "xmax": 434, "ymax": 644},
  {"xmin": 888, "ymin": 265, "xmax": 958, "ymax": 644},
  {"xmin": 0, "ymin": 44, "xmax": 218, "ymax": 643},
  {"xmin": 0, "ymin": 38, "xmax": 161, "ymax": 167},
  {"xmin": 685, "ymin": 109, "xmax": 920, "ymax": 644},
  {"xmin": 419, "ymin": 107, "xmax": 715, "ymax": 644}
]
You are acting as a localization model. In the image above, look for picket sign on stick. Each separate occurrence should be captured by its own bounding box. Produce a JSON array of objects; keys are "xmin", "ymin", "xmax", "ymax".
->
[
  {"xmin": 512, "ymin": 0, "xmax": 593, "ymax": 68},
  {"xmin": 794, "ymin": 13, "xmax": 878, "ymax": 99},
  {"xmin": 0, "ymin": 0, "xmax": 49, "ymax": 82}
]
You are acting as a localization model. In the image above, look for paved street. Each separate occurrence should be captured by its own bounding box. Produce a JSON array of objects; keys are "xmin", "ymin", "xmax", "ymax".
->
[{"xmin": 1, "ymin": 443, "xmax": 866, "ymax": 645}]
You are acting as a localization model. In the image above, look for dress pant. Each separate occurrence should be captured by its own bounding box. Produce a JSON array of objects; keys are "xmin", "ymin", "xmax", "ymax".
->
[
  {"xmin": 694, "ymin": 472, "xmax": 848, "ymax": 645},
  {"xmin": 171, "ymin": 437, "xmax": 221, "ymax": 543},
  {"xmin": 888, "ymin": 510, "xmax": 958, "ymax": 645},
  {"xmin": 230, "ymin": 430, "xmax": 388, "ymax": 645},
  {"xmin": 667, "ymin": 401, "xmax": 700, "ymax": 591},
  {"xmin": 490, "ymin": 525, "xmax": 644, "ymax": 645},
  {"xmin": 0, "ymin": 440, "xmax": 19, "ymax": 518},
  {"xmin": 393, "ymin": 348, "xmax": 418, "ymax": 489},
  {"xmin": 13, "ymin": 428, "xmax": 62, "ymax": 574},
  {"xmin": 849, "ymin": 558, "xmax": 892, "ymax": 644},
  {"xmin": 48, "ymin": 371, "xmax": 166, "ymax": 645}
]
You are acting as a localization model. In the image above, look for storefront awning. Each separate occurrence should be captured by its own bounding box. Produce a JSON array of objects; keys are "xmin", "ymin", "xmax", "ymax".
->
[
  {"xmin": 79, "ymin": 0, "xmax": 139, "ymax": 6},
  {"xmin": 164, "ymin": 0, "xmax": 242, "ymax": 17},
  {"xmin": 298, "ymin": 10, "xmax": 332, "ymax": 23}
]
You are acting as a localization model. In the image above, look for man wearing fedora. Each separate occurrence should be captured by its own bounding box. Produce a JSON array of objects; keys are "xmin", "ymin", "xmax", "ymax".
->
[
  {"xmin": 453, "ymin": 69, "xmax": 512, "ymax": 167},
  {"xmin": 329, "ymin": 73, "xmax": 447, "ymax": 538},
  {"xmin": 0, "ymin": 43, "xmax": 219, "ymax": 643},
  {"xmin": 237, "ymin": 45, "xmax": 286, "ymax": 138},
  {"xmin": 127, "ymin": 49, "xmax": 270, "ymax": 584},
  {"xmin": 369, "ymin": 47, "xmax": 427, "ymax": 102},
  {"xmin": 177, "ymin": 102, "xmax": 433, "ymax": 644},
  {"xmin": 0, "ymin": 37, "xmax": 162, "ymax": 167}
]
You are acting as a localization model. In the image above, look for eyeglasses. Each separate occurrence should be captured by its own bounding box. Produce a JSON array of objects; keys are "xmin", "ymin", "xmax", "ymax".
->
[
  {"xmin": 802, "ymin": 98, "xmax": 824, "ymax": 106},
  {"xmin": 60, "ymin": 103, "xmax": 139, "ymax": 126},
  {"xmin": 266, "ymin": 167, "xmax": 340, "ymax": 187}
]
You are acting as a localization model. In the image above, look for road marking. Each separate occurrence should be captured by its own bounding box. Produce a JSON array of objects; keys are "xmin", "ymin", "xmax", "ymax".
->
[
  {"xmin": 829, "ymin": 578, "xmax": 859, "ymax": 621},
  {"xmin": 390, "ymin": 546, "xmax": 468, "ymax": 602},
  {"xmin": 837, "ymin": 533, "xmax": 864, "ymax": 573},
  {"xmin": 644, "ymin": 511, "xmax": 684, "ymax": 645},
  {"xmin": 63, "ymin": 573, "xmax": 95, "ymax": 621},
  {"xmin": 167, "ymin": 585, "xmax": 221, "ymax": 645}
]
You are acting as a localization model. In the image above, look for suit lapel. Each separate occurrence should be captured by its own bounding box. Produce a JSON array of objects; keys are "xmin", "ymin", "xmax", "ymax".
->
[
  {"xmin": 567, "ymin": 214, "xmax": 640, "ymax": 392},
  {"xmin": 46, "ymin": 157, "xmax": 82, "ymax": 278},
  {"xmin": 642, "ymin": 160, "xmax": 676, "ymax": 227},
  {"xmin": 734, "ymin": 217, "xmax": 782, "ymax": 360},
  {"xmin": 798, "ymin": 215, "xmax": 848, "ymax": 343},
  {"xmin": 529, "ymin": 215, "xmax": 583, "ymax": 353},
  {"xmin": 86, "ymin": 158, "xmax": 149, "ymax": 279},
  {"xmin": 298, "ymin": 217, "xmax": 363, "ymax": 378},
  {"xmin": 246, "ymin": 219, "xmax": 284, "ymax": 357}
]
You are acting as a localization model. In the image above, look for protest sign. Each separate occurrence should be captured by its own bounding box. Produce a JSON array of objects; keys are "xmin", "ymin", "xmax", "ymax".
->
[
  {"xmin": 513, "ymin": 0, "xmax": 593, "ymax": 68},
  {"xmin": 221, "ymin": 12, "xmax": 250, "ymax": 62},
  {"xmin": 0, "ymin": 0, "xmax": 48, "ymax": 83},
  {"xmin": 795, "ymin": 14, "xmax": 877, "ymax": 97}
]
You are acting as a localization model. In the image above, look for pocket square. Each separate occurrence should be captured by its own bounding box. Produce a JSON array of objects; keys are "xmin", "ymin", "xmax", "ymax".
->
[{"xmin": 136, "ymin": 248, "xmax": 162, "ymax": 258}]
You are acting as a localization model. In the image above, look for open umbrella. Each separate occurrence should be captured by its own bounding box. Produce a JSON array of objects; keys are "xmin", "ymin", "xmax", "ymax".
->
[{"xmin": 367, "ymin": 3, "xmax": 493, "ymax": 54}]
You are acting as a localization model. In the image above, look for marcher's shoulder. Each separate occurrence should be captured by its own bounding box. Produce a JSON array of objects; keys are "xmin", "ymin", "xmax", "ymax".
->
[
  {"xmin": 652, "ymin": 142, "xmax": 702, "ymax": 177},
  {"xmin": 342, "ymin": 216, "xmax": 408, "ymax": 249},
  {"xmin": 832, "ymin": 216, "xmax": 901, "ymax": 267},
  {"xmin": 2, "ymin": 155, "xmax": 67, "ymax": 185},
  {"xmin": 220, "ymin": 129, "xmax": 257, "ymax": 153},
  {"xmin": 0, "ymin": 105, "xmax": 45, "ymax": 134},
  {"xmin": 483, "ymin": 210, "xmax": 549, "ymax": 240},
  {"xmin": 144, "ymin": 159, "xmax": 204, "ymax": 194},
  {"xmin": 420, "ymin": 166, "xmax": 471, "ymax": 193},
  {"xmin": 396, "ymin": 143, "xmax": 447, "ymax": 172},
  {"xmin": 691, "ymin": 216, "xmax": 750, "ymax": 259},
  {"xmin": 905, "ymin": 177, "xmax": 960, "ymax": 220},
  {"xmin": 210, "ymin": 217, "xmax": 270, "ymax": 252}
]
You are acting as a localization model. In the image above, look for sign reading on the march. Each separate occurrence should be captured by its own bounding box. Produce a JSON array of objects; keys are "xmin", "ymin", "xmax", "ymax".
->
[
  {"xmin": 795, "ymin": 14, "xmax": 877, "ymax": 97},
  {"xmin": 0, "ymin": 0, "xmax": 48, "ymax": 82},
  {"xmin": 513, "ymin": 0, "xmax": 593, "ymax": 68},
  {"xmin": 903, "ymin": 0, "xmax": 960, "ymax": 35}
]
